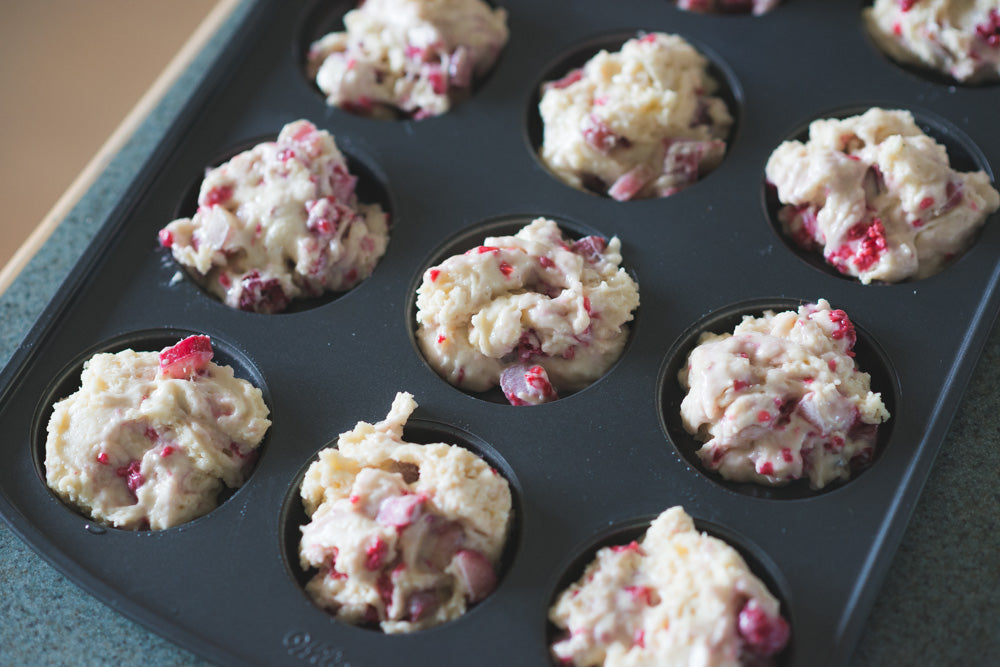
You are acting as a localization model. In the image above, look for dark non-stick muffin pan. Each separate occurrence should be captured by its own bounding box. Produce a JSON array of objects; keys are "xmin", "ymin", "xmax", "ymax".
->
[{"xmin": 1, "ymin": 0, "xmax": 998, "ymax": 664}]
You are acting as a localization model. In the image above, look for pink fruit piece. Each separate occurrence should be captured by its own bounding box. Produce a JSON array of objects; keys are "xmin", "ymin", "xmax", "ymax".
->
[
  {"xmin": 365, "ymin": 537, "xmax": 389, "ymax": 571},
  {"xmin": 201, "ymin": 184, "xmax": 233, "ymax": 208},
  {"xmin": 570, "ymin": 236, "xmax": 607, "ymax": 262},
  {"xmin": 376, "ymin": 493, "xmax": 425, "ymax": 528},
  {"xmin": 500, "ymin": 363, "xmax": 558, "ymax": 406},
  {"xmin": 116, "ymin": 460, "xmax": 145, "ymax": 498},
  {"xmin": 237, "ymin": 270, "xmax": 290, "ymax": 313},
  {"xmin": 452, "ymin": 549, "xmax": 497, "ymax": 603},
  {"xmin": 582, "ymin": 114, "xmax": 630, "ymax": 153},
  {"xmin": 608, "ymin": 166, "xmax": 652, "ymax": 201},
  {"xmin": 547, "ymin": 68, "xmax": 583, "ymax": 91},
  {"xmin": 157, "ymin": 228, "xmax": 174, "ymax": 248},
  {"xmin": 738, "ymin": 598, "xmax": 790, "ymax": 656},
  {"xmin": 406, "ymin": 589, "xmax": 441, "ymax": 622},
  {"xmin": 159, "ymin": 335, "xmax": 213, "ymax": 379}
]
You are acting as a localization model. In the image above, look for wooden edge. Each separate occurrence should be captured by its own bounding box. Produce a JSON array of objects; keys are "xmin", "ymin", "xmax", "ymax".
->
[{"xmin": 0, "ymin": 0, "xmax": 243, "ymax": 297}]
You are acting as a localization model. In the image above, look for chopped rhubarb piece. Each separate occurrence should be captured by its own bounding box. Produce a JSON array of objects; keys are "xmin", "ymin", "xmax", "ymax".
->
[
  {"xmin": 406, "ymin": 589, "xmax": 441, "ymax": 622},
  {"xmin": 376, "ymin": 493, "xmax": 425, "ymax": 528},
  {"xmin": 500, "ymin": 363, "xmax": 558, "ymax": 406},
  {"xmin": 546, "ymin": 68, "xmax": 583, "ymax": 91},
  {"xmin": 758, "ymin": 461, "xmax": 774, "ymax": 475},
  {"xmin": 96, "ymin": 452, "xmax": 109, "ymax": 465},
  {"xmin": 365, "ymin": 537, "xmax": 389, "ymax": 571},
  {"xmin": 570, "ymin": 236, "xmax": 607, "ymax": 262},
  {"xmin": 237, "ymin": 270, "xmax": 290, "ymax": 313},
  {"xmin": 429, "ymin": 268, "xmax": 441, "ymax": 282},
  {"xmin": 116, "ymin": 460, "xmax": 145, "ymax": 498},
  {"xmin": 582, "ymin": 114, "xmax": 629, "ymax": 153},
  {"xmin": 611, "ymin": 541, "xmax": 644, "ymax": 555},
  {"xmin": 738, "ymin": 599, "xmax": 790, "ymax": 656},
  {"xmin": 159, "ymin": 335, "xmax": 213, "ymax": 379},
  {"xmin": 919, "ymin": 196, "xmax": 935, "ymax": 210},
  {"xmin": 452, "ymin": 549, "xmax": 497, "ymax": 602},
  {"xmin": 499, "ymin": 261, "xmax": 513, "ymax": 277},
  {"xmin": 608, "ymin": 166, "xmax": 651, "ymax": 201},
  {"xmin": 161, "ymin": 445, "xmax": 176, "ymax": 457},
  {"xmin": 157, "ymin": 228, "xmax": 174, "ymax": 248},
  {"xmin": 202, "ymin": 184, "xmax": 233, "ymax": 208}
]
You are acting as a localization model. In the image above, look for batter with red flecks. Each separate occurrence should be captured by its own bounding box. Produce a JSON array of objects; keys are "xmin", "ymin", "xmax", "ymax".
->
[
  {"xmin": 159, "ymin": 119, "xmax": 389, "ymax": 313},
  {"xmin": 306, "ymin": 0, "xmax": 508, "ymax": 119},
  {"xmin": 865, "ymin": 0, "xmax": 1000, "ymax": 83},
  {"xmin": 679, "ymin": 300, "xmax": 889, "ymax": 489},
  {"xmin": 44, "ymin": 336, "xmax": 271, "ymax": 529},
  {"xmin": 766, "ymin": 108, "xmax": 999, "ymax": 284},
  {"xmin": 414, "ymin": 218, "xmax": 639, "ymax": 405},
  {"xmin": 549, "ymin": 506, "xmax": 790, "ymax": 666},
  {"xmin": 538, "ymin": 33, "xmax": 732, "ymax": 200},
  {"xmin": 298, "ymin": 392, "xmax": 512, "ymax": 633},
  {"xmin": 675, "ymin": 0, "xmax": 782, "ymax": 15}
]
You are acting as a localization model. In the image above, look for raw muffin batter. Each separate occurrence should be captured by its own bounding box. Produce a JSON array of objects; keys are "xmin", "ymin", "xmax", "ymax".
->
[
  {"xmin": 676, "ymin": 0, "xmax": 781, "ymax": 15},
  {"xmin": 414, "ymin": 218, "xmax": 640, "ymax": 405},
  {"xmin": 159, "ymin": 119, "xmax": 389, "ymax": 313},
  {"xmin": 865, "ymin": 0, "xmax": 1000, "ymax": 83},
  {"xmin": 549, "ymin": 506, "xmax": 790, "ymax": 666},
  {"xmin": 45, "ymin": 335, "xmax": 271, "ymax": 530},
  {"xmin": 538, "ymin": 32, "xmax": 732, "ymax": 200},
  {"xmin": 766, "ymin": 108, "xmax": 999, "ymax": 284},
  {"xmin": 306, "ymin": 0, "xmax": 509, "ymax": 119},
  {"xmin": 298, "ymin": 392, "xmax": 512, "ymax": 633},
  {"xmin": 679, "ymin": 300, "xmax": 890, "ymax": 489}
]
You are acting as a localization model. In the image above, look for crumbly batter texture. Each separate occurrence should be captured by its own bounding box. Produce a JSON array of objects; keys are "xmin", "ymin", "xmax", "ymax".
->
[
  {"xmin": 307, "ymin": 0, "xmax": 509, "ymax": 119},
  {"xmin": 679, "ymin": 300, "xmax": 890, "ymax": 489},
  {"xmin": 159, "ymin": 119, "xmax": 389, "ymax": 313},
  {"xmin": 299, "ymin": 392, "xmax": 512, "ymax": 633},
  {"xmin": 414, "ymin": 218, "xmax": 640, "ymax": 405},
  {"xmin": 865, "ymin": 0, "xmax": 1000, "ymax": 83},
  {"xmin": 549, "ymin": 507, "xmax": 790, "ymax": 666},
  {"xmin": 675, "ymin": 0, "xmax": 781, "ymax": 15},
  {"xmin": 45, "ymin": 336, "xmax": 271, "ymax": 530},
  {"xmin": 766, "ymin": 108, "xmax": 999, "ymax": 284},
  {"xmin": 538, "ymin": 32, "xmax": 732, "ymax": 201}
]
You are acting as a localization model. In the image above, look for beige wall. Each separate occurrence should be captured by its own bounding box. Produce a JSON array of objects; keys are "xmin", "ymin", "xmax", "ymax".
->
[{"xmin": 0, "ymin": 1, "xmax": 216, "ymax": 274}]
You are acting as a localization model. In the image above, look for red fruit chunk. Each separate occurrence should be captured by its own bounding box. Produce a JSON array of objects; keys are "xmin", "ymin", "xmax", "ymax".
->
[
  {"xmin": 377, "ymin": 571, "xmax": 394, "ymax": 609},
  {"xmin": 452, "ymin": 549, "xmax": 497, "ymax": 603},
  {"xmin": 406, "ymin": 589, "xmax": 441, "ymax": 622},
  {"xmin": 758, "ymin": 461, "xmax": 774, "ymax": 475},
  {"xmin": 376, "ymin": 493, "xmax": 425, "ymax": 528},
  {"xmin": 827, "ymin": 309, "xmax": 857, "ymax": 348},
  {"xmin": 976, "ymin": 9, "xmax": 1000, "ymax": 47},
  {"xmin": 611, "ymin": 541, "xmax": 644, "ymax": 555},
  {"xmin": 738, "ymin": 599, "xmax": 790, "ymax": 656},
  {"xmin": 158, "ymin": 228, "xmax": 174, "ymax": 248},
  {"xmin": 608, "ymin": 166, "xmax": 651, "ymax": 201},
  {"xmin": 116, "ymin": 460, "xmax": 145, "ymax": 498},
  {"xmin": 546, "ymin": 68, "xmax": 583, "ymax": 90},
  {"xmin": 500, "ymin": 363, "xmax": 558, "ymax": 406},
  {"xmin": 159, "ymin": 335, "xmax": 213, "ymax": 379},
  {"xmin": 202, "ymin": 184, "xmax": 233, "ymax": 208},
  {"xmin": 899, "ymin": 0, "xmax": 916, "ymax": 11},
  {"xmin": 624, "ymin": 585, "xmax": 656, "ymax": 606},
  {"xmin": 583, "ymin": 114, "xmax": 629, "ymax": 153},
  {"xmin": 571, "ymin": 236, "xmax": 607, "ymax": 262},
  {"xmin": 161, "ymin": 445, "xmax": 176, "ymax": 457},
  {"xmin": 919, "ymin": 196, "xmax": 935, "ymax": 210},
  {"xmin": 96, "ymin": 452, "xmax": 109, "ymax": 465},
  {"xmin": 429, "ymin": 269, "xmax": 441, "ymax": 282},
  {"xmin": 365, "ymin": 537, "xmax": 389, "ymax": 571},
  {"xmin": 539, "ymin": 256, "xmax": 555, "ymax": 269},
  {"xmin": 237, "ymin": 270, "xmax": 290, "ymax": 313},
  {"xmin": 499, "ymin": 261, "xmax": 514, "ymax": 277}
]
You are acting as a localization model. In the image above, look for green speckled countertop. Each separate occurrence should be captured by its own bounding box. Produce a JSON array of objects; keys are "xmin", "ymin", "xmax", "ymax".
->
[{"xmin": 1, "ymin": 1, "xmax": 998, "ymax": 664}]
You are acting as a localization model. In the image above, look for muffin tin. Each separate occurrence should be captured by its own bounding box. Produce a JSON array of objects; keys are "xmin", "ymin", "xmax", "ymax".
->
[{"xmin": 1, "ymin": 0, "xmax": 998, "ymax": 664}]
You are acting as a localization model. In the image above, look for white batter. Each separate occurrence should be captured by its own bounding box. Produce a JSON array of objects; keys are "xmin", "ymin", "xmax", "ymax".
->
[
  {"xmin": 679, "ymin": 300, "xmax": 890, "ymax": 489},
  {"xmin": 299, "ymin": 392, "xmax": 512, "ymax": 633},
  {"xmin": 414, "ymin": 218, "xmax": 640, "ymax": 404},
  {"xmin": 307, "ymin": 0, "xmax": 509, "ymax": 119},
  {"xmin": 160, "ymin": 119, "xmax": 389, "ymax": 313},
  {"xmin": 676, "ymin": 0, "xmax": 781, "ymax": 15},
  {"xmin": 45, "ymin": 336, "xmax": 271, "ymax": 530},
  {"xmin": 766, "ymin": 108, "xmax": 999, "ymax": 284},
  {"xmin": 549, "ymin": 506, "xmax": 790, "ymax": 666},
  {"xmin": 865, "ymin": 0, "xmax": 1000, "ymax": 83},
  {"xmin": 538, "ymin": 32, "xmax": 732, "ymax": 201}
]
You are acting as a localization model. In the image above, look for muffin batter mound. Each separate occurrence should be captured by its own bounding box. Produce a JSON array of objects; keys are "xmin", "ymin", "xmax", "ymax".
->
[
  {"xmin": 538, "ymin": 32, "xmax": 732, "ymax": 201},
  {"xmin": 865, "ymin": 0, "xmax": 1000, "ymax": 83},
  {"xmin": 549, "ymin": 506, "xmax": 790, "ymax": 666},
  {"xmin": 159, "ymin": 119, "xmax": 389, "ymax": 313},
  {"xmin": 307, "ymin": 0, "xmax": 509, "ymax": 119},
  {"xmin": 414, "ymin": 218, "xmax": 640, "ymax": 405},
  {"xmin": 45, "ymin": 336, "xmax": 271, "ymax": 530},
  {"xmin": 299, "ymin": 392, "xmax": 512, "ymax": 633},
  {"xmin": 766, "ymin": 108, "xmax": 999, "ymax": 284},
  {"xmin": 679, "ymin": 300, "xmax": 890, "ymax": 489}
]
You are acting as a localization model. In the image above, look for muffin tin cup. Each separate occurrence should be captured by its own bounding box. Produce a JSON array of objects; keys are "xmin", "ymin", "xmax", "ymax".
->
[{"xmin": 1, "ymin": 1, "xmax": 998, "ymax": 665}]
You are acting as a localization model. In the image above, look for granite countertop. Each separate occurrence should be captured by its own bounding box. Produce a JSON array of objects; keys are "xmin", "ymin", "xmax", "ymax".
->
[{"xmin": 1, "ymin": 2, "xmax": 998, "ymax": 664}]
